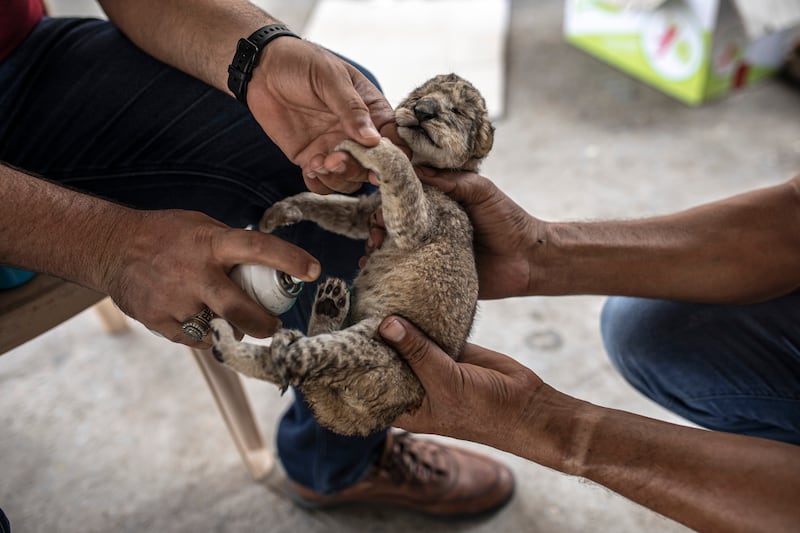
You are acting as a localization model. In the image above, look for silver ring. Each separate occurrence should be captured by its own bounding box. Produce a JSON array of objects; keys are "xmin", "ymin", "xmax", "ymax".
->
[{"xmin": 181, "ymin": 307, "xmax": 215, "ymax": 341}]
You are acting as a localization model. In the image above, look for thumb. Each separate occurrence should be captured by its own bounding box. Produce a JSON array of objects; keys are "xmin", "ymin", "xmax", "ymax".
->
[
  {"xmin": 379, "ymin": 316, "xmax": 455, "ymax": 386},
  {"xmin": 322, "ymin": 82, "xmax": 381, "ymax": 146},
  {"xmin": 342, "ymin": 103, "xmax": 381, "ymax": 146}
]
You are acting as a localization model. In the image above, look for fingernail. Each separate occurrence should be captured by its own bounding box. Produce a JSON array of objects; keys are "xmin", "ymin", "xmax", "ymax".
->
[
  {"xmin": 331, "ymin": 162, "xmax": 346, "ymax": 173},
  {"xmin": 313, "ymin": 167, "xmax": 330, "ymax": 176},
  {"xmin": 380, "ymin": 318, "xmax": 406, "ymax": 342},
  {"xmin": 359, "ymin": 125, "xmax": 380, "ymax": 140},
  {"xmin": 307, "ymin": 171, "xmax": 318, "ymax": 180},
  {"xmin": 307, "ymin": 262, "xmax": 321, "ymax": 280}
]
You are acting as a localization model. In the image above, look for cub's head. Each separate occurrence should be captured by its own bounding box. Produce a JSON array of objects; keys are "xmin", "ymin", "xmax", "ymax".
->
[{"xmin": 395, "ymin": 73, "xmax": 494, "ymax": 172}]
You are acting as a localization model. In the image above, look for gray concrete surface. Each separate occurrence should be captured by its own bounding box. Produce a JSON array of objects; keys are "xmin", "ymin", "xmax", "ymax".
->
[{"xmin": 2, "ymin": 1, "xmax": 799, "ymax": 532}]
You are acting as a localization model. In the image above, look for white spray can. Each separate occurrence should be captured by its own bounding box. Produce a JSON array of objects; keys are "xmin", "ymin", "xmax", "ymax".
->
[{"xmin": 230, "ymin": 264, "xmax": 304, "ymax": 315}]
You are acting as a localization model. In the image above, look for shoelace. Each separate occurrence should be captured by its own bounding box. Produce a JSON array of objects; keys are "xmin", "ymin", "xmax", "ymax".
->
[{"xmin": 382, "ymin": 432, "xmax": 448, "ymax": 485}]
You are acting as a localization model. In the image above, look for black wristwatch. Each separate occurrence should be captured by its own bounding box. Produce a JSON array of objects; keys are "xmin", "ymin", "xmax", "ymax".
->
[{"xmin": 227, "ymin": 24, "xmax": 300, "ymax": 107}]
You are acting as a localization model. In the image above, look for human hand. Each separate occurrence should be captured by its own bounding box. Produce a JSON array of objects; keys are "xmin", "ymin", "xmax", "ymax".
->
[
  {"xmin": 247, "ymin": 37, "xmax": 398, "ymax": 194},
  {"xmin": 365, "ymin": 170, "xmax": 541, "ymax": 299},
  {"xmin": 103, "ymin": 209, "xmax": 320, "ymax": 347},
  {"xmin": 379, "ymin": 315, "xmax": 545, "ymax": 449},
  {"xmin": 421, "ymin": 170, "xmax": 545, "ymax": 299}
]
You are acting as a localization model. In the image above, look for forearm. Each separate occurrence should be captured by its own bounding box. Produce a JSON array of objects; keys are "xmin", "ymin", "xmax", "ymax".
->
[
  {"xmin": 509, "ymin": 388, "xmax": 800, "ymax": 533},
  {"xmin": 0, "ymin": 164, "xmax": 134, "ymax": 291},
  {"xmin": 98, "ymin": 0, "xmax": 277, "ymax": 94},
  {"xmin": 535, "ymin": 176, "xmax": 800, "ymax": 303}
]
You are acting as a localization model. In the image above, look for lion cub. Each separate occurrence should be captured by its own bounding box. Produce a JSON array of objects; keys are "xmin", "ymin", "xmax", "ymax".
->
[{"xmin": 211, "ymin": 74, "xmax": 494, "ymax": 436}]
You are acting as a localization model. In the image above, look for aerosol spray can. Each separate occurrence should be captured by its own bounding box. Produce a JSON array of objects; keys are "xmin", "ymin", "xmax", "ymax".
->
[{"xmin": 229, "ymin": 264, "xmax": 304, "ymax": 315}]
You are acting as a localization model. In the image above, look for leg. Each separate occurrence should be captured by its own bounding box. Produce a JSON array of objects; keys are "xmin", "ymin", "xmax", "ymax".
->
[
  {"xmin": 260, "ymin": 191, "xmax": 380, "ymax": 240},
  {"xmin": 268, "ymin": 317, "xmax": 422, "ymax": 436},
  {"xmin": 210, "ymin": 277, "xmax": 350, "ymax": 384},
  {"xmin": 209, "ymin": 317, "xmax": 303, "ymax": 387},
  {"xmin": 0, "ymin": 18, "xmax": 302, "ymax": 225},
  {"xmin": 0, "ymin": 17, "xmax": 387, "ymax": 493},
  {"xmin": 601, "ymin": 294, "xmax": 800, "ymax": 445},
  {"xmin": 1, "ymin": 21, "xmax": 515, "ymax": 514},
  {"xmin": 275, "ymin": 224, "xmax": 388, "ymax": 494},
  {"xmin": 336, "ymin": 139, "xmax": 431, "ymax": 249}
]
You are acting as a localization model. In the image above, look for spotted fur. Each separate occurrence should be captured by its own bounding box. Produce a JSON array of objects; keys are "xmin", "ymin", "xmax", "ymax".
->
[{"xmin": 211, "ymin": 74, "xmax": 494, "ymax": 436}]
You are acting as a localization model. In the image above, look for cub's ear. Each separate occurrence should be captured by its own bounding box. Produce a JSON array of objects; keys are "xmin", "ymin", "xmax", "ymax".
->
[{"xmin": 472, "ymin": 118, "xmax": 495, "ymax": 160}]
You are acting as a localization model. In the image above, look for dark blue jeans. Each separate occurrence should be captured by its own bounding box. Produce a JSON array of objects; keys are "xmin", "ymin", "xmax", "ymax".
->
[
  {"xmin": 601, "ymin": 294, "xmax": 800, "ymax": 444},
  {"xmin": 0, "ymin": 17, "xmax": 386, "ymax": 494}
]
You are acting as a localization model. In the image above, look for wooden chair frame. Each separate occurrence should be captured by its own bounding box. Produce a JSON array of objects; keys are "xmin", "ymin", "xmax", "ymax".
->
[{"xmin": 0, "ymin": 274, "xmax": 273, "ymax": 480}]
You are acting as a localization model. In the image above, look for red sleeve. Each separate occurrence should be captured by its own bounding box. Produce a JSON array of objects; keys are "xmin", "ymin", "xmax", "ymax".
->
[{"xmin": 0, "ymin": 0, "xmax": 45, "ymax": 61}]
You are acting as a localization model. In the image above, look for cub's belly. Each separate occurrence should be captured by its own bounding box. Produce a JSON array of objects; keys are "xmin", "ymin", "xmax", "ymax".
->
[{"xmin": 349, "ymin": 246, "xmax": 477, "ymax": 353}]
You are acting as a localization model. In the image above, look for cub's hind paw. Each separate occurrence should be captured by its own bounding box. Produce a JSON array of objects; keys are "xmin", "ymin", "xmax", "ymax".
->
[
  {"xmin": 259, "ymin": 200, "xmax": 303, "ymax": 233},
  {"xmin": 270, "ymin": 329, "xmax": 306, "ymax": 393},
  {"xmin": 308, "ymin": 278, "xmax": 350, "ymax": 335},
  {"xmin": 209, "ymin": 318, "xmax": 236, "ymax": 363}
]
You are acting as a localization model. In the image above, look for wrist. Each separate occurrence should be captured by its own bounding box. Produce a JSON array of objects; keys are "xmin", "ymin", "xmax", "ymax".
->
[
  {"xmin": 523, "ymin": 218, "xmax": 555, "ymax": 296},
  {"xmin": 509, "ymin": 383, "xmax": 597, "ymax": 475},
  {"xmin": 531, "ymin": 220, "xmax": 613, "ymax": 296},
  {"xmin": 85, "ymin": 204, "xmax": 142, "ymax": 295},
  {"xmin": 227, "ymin": 23, "xmax": 300, "ymax": 106}
]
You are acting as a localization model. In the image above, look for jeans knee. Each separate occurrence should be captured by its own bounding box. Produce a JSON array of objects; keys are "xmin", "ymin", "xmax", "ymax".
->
[{"xmin": 600, "ymin": 297, "xmax": 680, "ymax": 393}]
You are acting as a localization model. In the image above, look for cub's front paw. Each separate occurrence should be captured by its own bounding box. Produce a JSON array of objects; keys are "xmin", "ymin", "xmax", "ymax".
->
[
  {"xmin": 259, "ymin": 200, "xmax": 304, "ymax": 233},
  {"xmin": 335, "ymin": 138, "xmax": 400, "ymax": 181}
]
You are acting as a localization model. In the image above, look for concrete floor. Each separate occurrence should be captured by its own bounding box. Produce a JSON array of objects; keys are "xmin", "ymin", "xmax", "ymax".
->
[{"xmin": 3, "ymin": 1, "xmax": 799, "ymax": 532}]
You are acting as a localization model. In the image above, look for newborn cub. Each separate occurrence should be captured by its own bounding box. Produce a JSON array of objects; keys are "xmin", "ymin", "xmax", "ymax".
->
[{"xmin": 211, "ymin": 73, "xmax": 494, "ymax": 436}]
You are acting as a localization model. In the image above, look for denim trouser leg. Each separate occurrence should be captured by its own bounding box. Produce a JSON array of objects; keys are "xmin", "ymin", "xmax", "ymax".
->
[
  {"xmin": 600, "ymin": 294, "xmax": 800, "ymax": 444},
  {"xmin": 0, "ymin": 17, "xmax": 387, "ymax": 492}
]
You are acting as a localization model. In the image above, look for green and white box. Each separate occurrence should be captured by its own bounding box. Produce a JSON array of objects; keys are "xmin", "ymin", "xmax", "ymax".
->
[{"xmin": 564, "ymin": 0, "xmax": 800, "ymax": 105}]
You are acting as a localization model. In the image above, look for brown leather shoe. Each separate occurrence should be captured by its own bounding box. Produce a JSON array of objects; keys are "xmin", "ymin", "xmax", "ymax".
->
[{"xmin": 287, "ymin": 431, "xmax": 514, "ymax": 518}]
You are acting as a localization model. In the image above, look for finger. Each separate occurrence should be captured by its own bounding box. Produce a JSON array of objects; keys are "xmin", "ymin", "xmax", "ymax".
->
[
  {"xmin": 317, "ymin": 173, "xmax": 363, "ymax": 194},
  {"xmin": 214, "ymin": 230, "xmax": 321, "ymax": 282},
  {"xmin": 321, "ymin": 151, "xmax": 371, "ymax": 186},
  {"xmin": 305, "ymin": 162, "xmax": 365, "ymax": 194},
  {"xmin": 379, "ymin": 316, "xmax": 456, "ymax": 388},
  {"xmin": 378, "ymin": 122, "xmax": 410, "ymax": 158},
  {"xmin": 460, "ymin": 342, "xmax": 530, "ymax": 376},
  {"xmin": 320, "ymin": 151, "xmax": 351, "ymax": 174},
  {"xmin": 320, "ymin": 72, "xmax": 381, "ymax": 147},
  {"xmin": 303, "ymin": 170, "xmax": 336, "ymax": 195},
  {"xmin": 204, "ymin": 275, "xmax": 283, "ymax": 338},
  {"xmin": 367, "ymin": 226, "xmax": 385, "ymax": 251},
  {"xmin": 416, "ymin": 170, "xmax": 491, "ymax": 206},
  {"xmin": 163, "ymin": 320, "xmax": 212, "ymax": 349}
]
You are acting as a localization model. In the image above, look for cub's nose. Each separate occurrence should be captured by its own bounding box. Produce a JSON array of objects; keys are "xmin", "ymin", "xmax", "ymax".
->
[{"xmin": 413, "ymin": 99, "xmax": 439, "ymax": 122}]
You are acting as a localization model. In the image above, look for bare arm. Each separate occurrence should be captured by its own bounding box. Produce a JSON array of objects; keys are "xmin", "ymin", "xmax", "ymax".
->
[
  {"xmin": 97, "ymin": 0, "xmax": 396, "ymax": 193},
  {"xmin": 539, "ymin": 176, "xmax": 800, "ymax": 303},
  {"xmin": 0, "ymin": 164, "xmax": 320, "ymax": 344},
  {"xmin": 381, "ymin": 316, "xmax": 800, "ymax": 533},
  {"xmin": 97, "ymin": 0, "xmax": 271, "ymax": 94},
  {"xmin": 421, "ymin": 171, "xmax": 800, "ymax": 303}
]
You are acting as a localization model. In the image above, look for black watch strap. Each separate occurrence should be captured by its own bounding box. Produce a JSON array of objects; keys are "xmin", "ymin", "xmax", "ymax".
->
[{"xmin": 227, "ymin": 24, "xmax": 300, "ymax": 106}]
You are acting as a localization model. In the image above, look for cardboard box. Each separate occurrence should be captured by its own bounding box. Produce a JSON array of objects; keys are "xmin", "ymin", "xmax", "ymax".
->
[{"xmin": 564, "ymin": 0, "xmax": 800, "ymax": 105}]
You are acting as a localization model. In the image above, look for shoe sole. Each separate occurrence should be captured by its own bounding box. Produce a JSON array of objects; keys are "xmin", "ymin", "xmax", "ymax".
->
[{"xmin": 285, "ymin": 483, "xmax": 515, "ymax": 521}]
